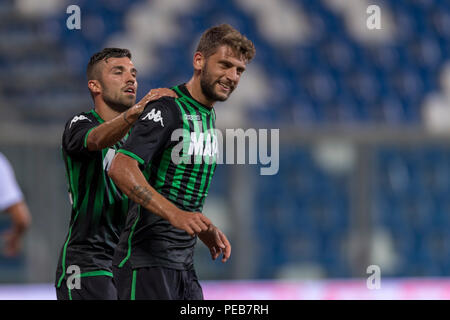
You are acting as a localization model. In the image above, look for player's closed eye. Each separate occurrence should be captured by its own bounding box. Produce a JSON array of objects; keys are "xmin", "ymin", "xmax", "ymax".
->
[{"xmin": 219, "ymin": 61, "xmax": 232, "ymax": 69}]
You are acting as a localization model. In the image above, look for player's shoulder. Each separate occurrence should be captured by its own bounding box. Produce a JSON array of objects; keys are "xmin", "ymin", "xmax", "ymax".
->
[
  {"xmin": 144, "ymin": 96, "xmax": 178, "ymax": 110},
  {"xmin": 138, "ymin": 97, "xmax": 182, "ymax": 129},
  {"xmin": 142, "ymin": 97, "xmax": 181, "ymax": 118},
  {"xmin": 0, "ymin": 152, "xmax": 10, "ymax": 170},
  {"xmin": 0, "ymin": 152, "xmax": 17, "ymax": 180}
]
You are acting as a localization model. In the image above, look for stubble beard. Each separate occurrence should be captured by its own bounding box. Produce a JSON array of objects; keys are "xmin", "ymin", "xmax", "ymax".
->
[
  {"xmin": 102, "ymin": 88, "xmax": 136, "ymax": 113},
  {"xmin": 200, "ymin": 65, "xmax": 232, "ymax": 102}
]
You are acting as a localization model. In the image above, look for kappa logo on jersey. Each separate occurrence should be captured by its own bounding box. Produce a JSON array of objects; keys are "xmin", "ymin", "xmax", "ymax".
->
[
  {"xmin": 142, "ymin": 108, "xmax": 164, "ymax": 127},
  {"xmin": 70, "ymin": 115, "xmax": 91, "ymax": 128},
  {"xmin": 184, "ymin": 114, "xmax": 201, "ymax": 121}
]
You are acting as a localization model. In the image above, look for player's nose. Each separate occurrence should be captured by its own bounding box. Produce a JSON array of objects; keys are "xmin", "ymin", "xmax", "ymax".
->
[
  {"xmin": 125, "ymin": 71, "xmax": 136, "ymax": 84},
  {"xmin": 225, "ymin": 68, "xmax": 239, "ymax": 84}
]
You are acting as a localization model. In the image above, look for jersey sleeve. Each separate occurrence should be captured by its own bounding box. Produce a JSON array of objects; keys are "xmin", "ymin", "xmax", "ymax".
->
[
  {"xmin": 62, "ymin": 113, "xmax": 97, "ymax": 157},
  {"xmin": 0, "ymin": 153, "xmax": 23, "ymax": 211},
  {"xmin": 118, "ymin": 98, "xmax": 180, "ymax": 166}
]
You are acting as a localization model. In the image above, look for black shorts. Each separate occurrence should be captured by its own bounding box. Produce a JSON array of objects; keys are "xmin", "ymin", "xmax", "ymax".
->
[
  {"xmin": 55, "ymin": 274, "xmax": 117, "ymax": 300},
  {"xmin": 113, "ymin": 261, "xmax": 203, "ymax": 300}
]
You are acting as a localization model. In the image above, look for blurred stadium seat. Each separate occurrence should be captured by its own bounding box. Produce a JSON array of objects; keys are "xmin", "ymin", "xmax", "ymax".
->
[
  {"xmin": 2, "ymin": 0, "xmax": 447, "ymax": 124},
  {"xmin": 373, "ymin": 146, "xmax": 450, "ymax": 276}
]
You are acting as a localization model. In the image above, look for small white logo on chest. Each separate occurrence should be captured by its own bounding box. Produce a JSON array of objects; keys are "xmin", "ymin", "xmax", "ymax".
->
[{"xmin": 184, "ymin": 114, "xmax": 201, "ymax": 121}]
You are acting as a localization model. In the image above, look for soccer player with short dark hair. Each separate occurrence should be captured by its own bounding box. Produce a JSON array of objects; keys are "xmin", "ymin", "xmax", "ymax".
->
[
  {"xmin": 55, "ymin": 48, "xmax": 177, "ymax": 300},
  {"xmin": 108, "ymin": 24, "xmax": 256, "ymax": 300}
]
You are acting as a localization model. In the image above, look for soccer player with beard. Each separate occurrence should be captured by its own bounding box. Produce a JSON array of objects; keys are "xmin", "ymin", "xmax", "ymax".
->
[
  {"xmin": 55, "ymin": 48, "xmax": 178, "ymax": 300},
  {"xmin": 108, "ymin": 24, "xmax": 256, "ymax": 300}
]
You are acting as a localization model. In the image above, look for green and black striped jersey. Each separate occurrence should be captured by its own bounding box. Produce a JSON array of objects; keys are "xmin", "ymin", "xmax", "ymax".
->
[
  {"xmin": 56, "ymin": 109, "xmax": 128, "ymax": 288},
  {"xmin": 113, "ymin": 84, "xmax": 218, "ymax": 270}
]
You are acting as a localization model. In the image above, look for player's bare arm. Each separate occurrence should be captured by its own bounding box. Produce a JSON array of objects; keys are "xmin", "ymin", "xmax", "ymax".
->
[
  {"xmin": 108, "ymin": 152, "xmax": 212, "ymax": 236},
  {"xmin": 86, "ymin": 88, "xmax": 177, "ymax": 151},
  {"xmin": 198, "ymin": 224, "xmax": 231, "ymax": 263}
]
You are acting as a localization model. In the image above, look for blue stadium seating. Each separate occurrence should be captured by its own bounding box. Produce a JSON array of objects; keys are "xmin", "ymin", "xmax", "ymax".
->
[
  {"xmin": 252, "ymin": 147, "xmax": 351, "ymax": 278},
  {"xmin": 374, "ymin": 147, "xmax": 450, "ymax": 276},
  {"xmin": 3, "ymin": 0, "xmax": 447, "ymax": 125},
  {"xmin": 3, "ymin": 0, "xmax": 450, "ymax": 280}
]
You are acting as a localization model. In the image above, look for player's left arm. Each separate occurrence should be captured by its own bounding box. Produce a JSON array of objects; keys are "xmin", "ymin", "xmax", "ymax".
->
[{"xmin": 198, "ymin": 224, "xmax": 231, "ymax": 263}]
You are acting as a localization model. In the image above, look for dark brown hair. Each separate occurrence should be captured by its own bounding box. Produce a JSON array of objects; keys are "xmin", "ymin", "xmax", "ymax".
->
[
  {"xmin": 86, "ymin": 48, "xmax": 131, "ymax": 80},
  {"xmin": 196, "ymin": 24, "xmax": 255, "ymax": 63}
]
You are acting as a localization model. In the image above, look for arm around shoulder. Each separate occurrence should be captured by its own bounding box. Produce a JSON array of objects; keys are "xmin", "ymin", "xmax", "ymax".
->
[{"xmin": 108, "ymin": 152, "xmax": 212, "ymax": 236}]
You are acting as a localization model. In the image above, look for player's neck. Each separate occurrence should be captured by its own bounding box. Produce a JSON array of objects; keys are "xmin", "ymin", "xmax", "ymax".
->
[
  {"xmin": 185, "ymin": 78, "xmax": 215, "ymax": 108},
  {"xmin": 94, "ymin": 99, "xmax": 121, "ymax": 122}
]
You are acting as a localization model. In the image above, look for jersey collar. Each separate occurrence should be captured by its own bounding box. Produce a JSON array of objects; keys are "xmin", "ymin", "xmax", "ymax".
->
[
  {"xmin": 89, "ymin": 109, "xmax": 105, "ymax": 124},
  {"xmin": 172, "ymin": 84, "xmax": 212, "ymax": 115}
]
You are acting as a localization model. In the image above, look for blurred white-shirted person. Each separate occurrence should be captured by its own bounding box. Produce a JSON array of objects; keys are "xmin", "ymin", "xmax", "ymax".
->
[{"xmin": 0, "ymin": 152, "xmax": 31, "ymax": 256}]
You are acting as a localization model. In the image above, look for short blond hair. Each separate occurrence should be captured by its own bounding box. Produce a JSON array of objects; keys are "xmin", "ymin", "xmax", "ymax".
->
[{"xmin": 196, "ymin": 24, "xmax": 256, "ymax": 63}]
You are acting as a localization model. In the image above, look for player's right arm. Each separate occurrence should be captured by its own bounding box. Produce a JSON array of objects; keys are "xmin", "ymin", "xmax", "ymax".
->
[
  {"xmin": 108, "ymin": 99, "xmax": 211, "ymax": 236},
  {"xmin": 109, "ymin": 153, "xmax": 211, "ymax": 236},
  {"xmin": 85, "ymin": 88, "xmax": 177, "ymax": 151}
]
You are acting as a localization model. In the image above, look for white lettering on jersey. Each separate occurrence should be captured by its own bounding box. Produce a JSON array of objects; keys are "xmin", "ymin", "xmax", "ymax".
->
[
  {"xmin": 188, "ymin": 132, "xmax": 218, "ymax": 157},
  {"xmin": 188, "ymin": 132, "xmax": 204, "ymax": 156},
  {"xmin": 142, "ymin": 108, "xmax": 164, "ymax": 127},
  {"xmin": 70, "ymin": 115, "xmax": 91, "ymax": 128}
]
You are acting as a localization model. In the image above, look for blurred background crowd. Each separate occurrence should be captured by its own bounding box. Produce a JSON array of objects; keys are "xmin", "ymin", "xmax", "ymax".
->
[{"xmin": 1, "ymin": 0, "xmax": 450, "ymax": 293}]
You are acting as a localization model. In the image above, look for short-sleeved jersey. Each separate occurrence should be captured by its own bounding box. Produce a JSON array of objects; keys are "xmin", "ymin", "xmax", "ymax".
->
[
  {"xmin": 56, "ymin": 109, "xmax": 129, "ymax": 288},
  {"xmin": 113, "ymin": 84, "xmax": 218, "ymax": 270},
  {"xmin": 0, "ymin": 152, "xmax": 23, "ymax": 211}
]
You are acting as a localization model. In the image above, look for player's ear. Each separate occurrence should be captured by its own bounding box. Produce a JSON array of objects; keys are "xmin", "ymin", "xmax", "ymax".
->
[
  {"xmin": 193, "ymin": 52, "xmax": 205, "ymax": 72},
  {"xmin": 88, "ymin": 80, "xmax": 101, "ymax": 95}
]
